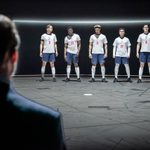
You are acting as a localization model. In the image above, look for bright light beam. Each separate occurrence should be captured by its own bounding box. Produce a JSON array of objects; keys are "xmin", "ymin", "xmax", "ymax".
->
[{"xmin": 13, "ymin": 19, "xmax": 150, "ymax": 25}]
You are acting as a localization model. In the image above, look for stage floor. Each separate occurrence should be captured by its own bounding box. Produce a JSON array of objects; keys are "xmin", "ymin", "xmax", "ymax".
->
[{"xmin": 12, "ymin": 77, "xmax": 150, "ymax": 150}]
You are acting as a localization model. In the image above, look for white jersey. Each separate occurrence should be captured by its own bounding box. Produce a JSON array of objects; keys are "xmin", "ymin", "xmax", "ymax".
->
[
  {"xmin": 64, "ymin": 33, "xmax": 81, "ymax": 54},
  {"xmin": 89, "ymin": 34, "xmax": 108, "ymax": 54},
  {"xmin": 137, "ymin": 33, "xmax": 150, "ymax": 52},
  {"xmin": 113, "ymin": 37, "xmax": 131, "ymax": 57},
  {"xmin": 41, "ymin": 33, "xmax": 57, "ymax": 53}
]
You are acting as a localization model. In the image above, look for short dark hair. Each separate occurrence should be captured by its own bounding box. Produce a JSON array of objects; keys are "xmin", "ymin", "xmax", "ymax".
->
[
  {"xmin": 0, "ymin": 14, "xmax": 20, "ymax": 64},
  {"xmin": 67, "ymin": 26, "xmax": 73, "ymax": 30},
  {"xmin": 119, "ymin": 28, "xmax": 125, "ymax": 32},
  {"xmin": 94, "ymin": 25, "xmax": 101, "ymax": 29},
  {"xmin": 46, "ymin": 24, "xmax": 53, "ymax": 28},
  {"xmin": 143, "ymin": 24, "xmax": 149, "ymax": 28}
]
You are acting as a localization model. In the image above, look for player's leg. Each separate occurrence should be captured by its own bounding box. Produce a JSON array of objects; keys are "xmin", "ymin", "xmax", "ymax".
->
[
  {"xmin": 89, "ymin": 54, "xmax": 97, "ymax": 82},
  {"xmin": 73, "ymin": 54, "xmax": 80, "ymax": 81},
  {"xmin": 114, "ymin": 57, "xmax": 121, "ymax": 82},
  {"xmin": 99, "ymin": 54, "xmax": 107, "ymax": 82},
  {"xmin": 41, "ymin": 53, "xmax": 48, "ymax": 80},
  {"xmin": 66, "ymin": 52, "xmax": 72, "ymax": 81},
  {"xmin": 138, "ymin": 52, "xmax": 145, "ymax": 83},
  {"xmin": 49, "ymin": 53, "xmax": 56, "ymax": 82},
  {"xmin": 123, "ymin": 57, "xmax": 132, "ymax": 82},
  {"xmin": 147, "ymin": 53, "xmax": 150, "ymax": 76}
]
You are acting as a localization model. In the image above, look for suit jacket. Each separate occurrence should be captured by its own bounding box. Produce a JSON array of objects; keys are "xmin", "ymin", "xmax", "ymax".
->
[{"xmin": 0, "ymin": 80, "xmax": 67, "ymax": 150}]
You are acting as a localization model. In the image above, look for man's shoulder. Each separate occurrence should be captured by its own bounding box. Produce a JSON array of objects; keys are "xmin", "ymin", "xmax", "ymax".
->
[{"xmin": 7, "ymin": 87, "xmax": 61, "ymax": 120}]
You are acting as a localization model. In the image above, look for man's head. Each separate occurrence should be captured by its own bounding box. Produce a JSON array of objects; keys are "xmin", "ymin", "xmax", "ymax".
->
[
  {"xmin": 46, "ymin": 24, "xmax": 53, "ymax": 34},
  {"xmin": 0, "ymin": 14, "xmax": 20, "ymax": 78},
  {"xmin": 67, "ymin": 26, "xmax": 74, "ymax": 36},
  {"xmin": 143, "ymin": 24, "xmax": 149, "ymax": 33},
  {"xmin": 119, "ymin": 28, "xmax": 125, "ymax": 38},
  {"xmin": 94, "ymin": 25, "xmax": 101, "ymax": 35}
]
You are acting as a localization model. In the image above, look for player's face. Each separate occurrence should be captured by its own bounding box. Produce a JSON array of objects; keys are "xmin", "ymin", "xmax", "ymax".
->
[
  {"xmin": 68, "ymin": 28, "xmax": 73, "ymax": 36},
  {"xmin": 119, "ymin": 30, "xmax": 125, "ymax": 37},
  {"xmin": 143, "ymin": 25, "xmax": 149, "ymax": 33},
  {"xmin": 95, "ymin": 28, "xmax": 101, "ymax": 34},
  {"xmin": 46, "ymin": 26, "xmax": 53, "ymax": 34}
]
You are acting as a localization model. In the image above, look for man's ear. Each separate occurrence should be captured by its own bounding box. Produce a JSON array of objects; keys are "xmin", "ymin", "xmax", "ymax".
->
[{"xmin": 11, "ymin": 51, "xmax": 18, "ymax": 63}]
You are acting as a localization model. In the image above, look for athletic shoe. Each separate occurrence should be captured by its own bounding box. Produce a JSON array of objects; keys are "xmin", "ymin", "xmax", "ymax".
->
[
  {"xmin": 137, "ymin": 79, "xmax": 142, "ymax": 83},
  {"xmin": 65, "ymin": 78, "xmax": 70, "ymax": 82},
  {"xmin": 101, "ymin": 78, "xmax": 107, "ymax": 82},
  {"xmin": 53, "ymin": 78, "xmax": 56, "ymax": 82},
  {"xmin": 113, "ymin": 78, "xmax": 118, "ymax": 83},
  {"xmin": 127, "ymin": 78, "xmax": 132, "ymax": 83},
  {"xmin": 89, "ymin": 78, "xmax": 95, "ymax": 82}
]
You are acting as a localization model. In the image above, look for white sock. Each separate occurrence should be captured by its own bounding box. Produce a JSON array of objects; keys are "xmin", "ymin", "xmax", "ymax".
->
[
  {"xmin": 41, "ymin": 66, "xmax": 45, "ymax": 78},
  {"xmin": 139, "ymin": 67, "xmax": 143, "ymax": 80},
  {"xmin": 67, "ymin": 66, "xmax": 71, "ymax": 79},
  {"xmin": 51, "ymin": 67, "xmax": 56, "ymax": 78},
  {"xmin": 115, "ymin": 64, "xmax": 119, "ymax": 79},
  {"xmin": 75, "ymin": 66, "xmax": 80, "ymax": 79},
  {"xmin": 124, "ymin": 64, "xmax": 130, "ymax": 78},
  {"xmin": 91, "ymin": 66, "xmax": 96, "ymax": 78},
  {"xmin": 101, "ymin": 66, "xmax": 105, "ymax": 79}
]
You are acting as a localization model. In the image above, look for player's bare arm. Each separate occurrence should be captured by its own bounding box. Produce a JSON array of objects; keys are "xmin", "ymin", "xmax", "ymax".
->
[
  {"xmin": 40, "ymin": 40, "xmax": 44, "ymax": 57},
  {"xmin": 104, "ymin": 43, "xmax": 108, "ymax": 58},
  {"xmin": 77, "ymin": 40, "xmax": 81, "ymax": 56},
  {"xmin": 89, "ymin": 42, "xmax": 93, "ymax": 59},
  {"xmin": 113, "ymin": 46, "xmax": 116, "ymax": 58},
  {"xmin": 64, "ymin": 43, "xmax": 68, "ymax": 61},
  {"xmin": 136, "ymin": 42, "xmax": 141, "ymax": 58},
  {"xmin": 127, "ymin": 46, "xmax": 131, "ymax": 58},
  {"xmin": 55, "ymin": 42, "xmax": 58, "ymax": 56}
]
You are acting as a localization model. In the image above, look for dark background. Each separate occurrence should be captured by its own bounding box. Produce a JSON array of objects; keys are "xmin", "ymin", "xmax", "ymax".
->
[{"xmin": 0, "ymin": 0, "xmax": 150, "ymax": 76}]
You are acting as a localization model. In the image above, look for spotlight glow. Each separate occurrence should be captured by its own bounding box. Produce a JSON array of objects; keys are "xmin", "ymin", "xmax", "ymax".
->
[
  {"xmin": 84, "ymin": 93, "xmax": 93, "ymax": 96},
  {"xmin": 13, "ymin": 19, "xmax": 150, "ymax": 25}
]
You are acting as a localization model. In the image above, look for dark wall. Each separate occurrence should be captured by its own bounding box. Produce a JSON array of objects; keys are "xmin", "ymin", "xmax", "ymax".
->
[{"xmin": 1, "ymin": 0, "xmax": 150, "ymax": 75}]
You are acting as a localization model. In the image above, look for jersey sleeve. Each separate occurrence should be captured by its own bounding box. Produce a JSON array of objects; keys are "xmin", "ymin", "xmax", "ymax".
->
[
  {"xmin": 113, "ymin": 39, "xmax": 117, "ymax": 47},
  {"xmin": 41, "ymin": 34, "xmax": 44, "ymax": 41},
  {"xmin": 128, "ymin": 39, "xmax": 131, "ymax": 46},
  {"xmin": 103, "ymin": 35, "xmax": 108, "ymax": 44},
  {"xmin": 89, "ymin": 35, "xmax": 93, "ymax": 43},
  {"xmin": 77, "ymin": 34, "xmax": 81, "ymax": 41},
  {"xmin": 54, "ymin": 34, "xmax": 57, "ymax": 42},
  {"xmin": 64, "ymin": 37, "xmax": 68, "ymax": 44},
  {"xmin": 137, "ymin": 34, "xmax": 141, "ymax": 43}
]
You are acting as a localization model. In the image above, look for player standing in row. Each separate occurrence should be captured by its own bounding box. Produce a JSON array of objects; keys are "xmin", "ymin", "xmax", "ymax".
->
[
  {"xmin": 64, "ymin": 26, "xmax": 81, "ymax": 82},
  {"xmin": 40, "ymin": 24, "xmax": 58, "ymax": 82},
  {"xmin": 89, "ymin": 25, "xmax": 108, "ymax": 82},
  {"xmin": 137, "ymin": 25, "xmax": 150, "ymax": 83},
  {"xmin": 113, "ymin": 28, "xmax": 132, "ymax": 82}
]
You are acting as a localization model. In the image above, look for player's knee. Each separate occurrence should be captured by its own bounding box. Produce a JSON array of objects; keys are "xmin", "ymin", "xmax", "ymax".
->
[
  {"xmin": 116, "ymin": 63, "xmax": 120, "ymax": 67},
  {"xmin": 74, "ymin": 63, "xmax": 78, "ymax": 67},
  {"xmin": 140, "ymin": 63, "xmax": 144, "ymax": 68},
  {"xmin": 92, "ymin": 64, "xmax": 96, "ymax": 67},
  {"xmin": 148, "ymin": 63, "xmax": 150, "ymax": 67},
  {"xmin": 42, "ymin": 62, "xmax": 47, "ymax": 66},
  {"xmin": 67, "ymin": 63, "xmax": 71, "ymax": 66},
  {"xmin": 50, "ymin": 62, "xmax": 54, "ymax": 67}
]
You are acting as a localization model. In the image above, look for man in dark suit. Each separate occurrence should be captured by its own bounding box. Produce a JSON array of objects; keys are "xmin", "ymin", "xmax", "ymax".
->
[{"xmin": 0, "ymin": 14, "xmax": 67, "ymax": 150}]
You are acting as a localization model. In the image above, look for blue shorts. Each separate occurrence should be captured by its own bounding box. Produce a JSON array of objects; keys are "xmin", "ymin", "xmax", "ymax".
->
[
  {"xmin": 115, "ymin": 57, "xmax": 128, "ymax": 64},
  {"xmin": 66, "ymin": 52, "xmax": 78, "ymax": 65},
  {"xmin": 139, "ymin": 52, "xmax": 150, "ymax": 63},
  {"xmin": 91, "ymin": 54, "xmax": 105, "ymax": 65},
  {"xmin": 42, "ymin": 53, "xmax": 55, "ymax": 62}
]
